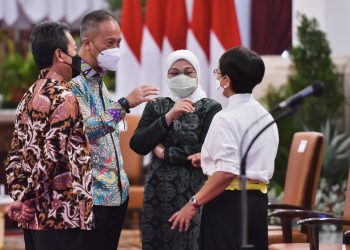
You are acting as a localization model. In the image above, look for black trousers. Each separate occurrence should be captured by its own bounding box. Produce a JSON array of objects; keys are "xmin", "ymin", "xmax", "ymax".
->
[
  {"xmin": 81, "ymin": 199, "xmax": 129, "ymax": 250},
  {"xmin": 199, "ymin": 190, "xmax": 268, "ymax": 250},
  {"xmin": 23, "ymin": 228, "xmax": 82, "ymax": 250}
]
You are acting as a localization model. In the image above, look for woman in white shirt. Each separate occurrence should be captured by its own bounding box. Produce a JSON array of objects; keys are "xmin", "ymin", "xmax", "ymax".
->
[{"xmin": 169, "ymin": 46, "xmax": 279, "ymax": 250}]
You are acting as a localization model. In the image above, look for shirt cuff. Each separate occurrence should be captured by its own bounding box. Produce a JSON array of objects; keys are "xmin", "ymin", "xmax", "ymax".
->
[
  {"xmin": 101, "ymin": 110, "xmax": 125, "ymax": 126},
  {"xmin": 107, "ymin": 108, "xmax": 123, "ymax": 121},
  {"xmin": 215, "ymin": 160, "xmax": 240, "ymax": 176}
]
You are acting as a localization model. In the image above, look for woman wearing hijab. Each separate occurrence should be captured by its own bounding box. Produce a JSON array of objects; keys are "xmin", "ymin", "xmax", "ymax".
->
[
  {"xmin": 169, "ymin": 47, "xmax": 279, "ymax": 250},
  {"xmin": 130, "ymin": 50, "xmax": 222, "ymax": 250}
]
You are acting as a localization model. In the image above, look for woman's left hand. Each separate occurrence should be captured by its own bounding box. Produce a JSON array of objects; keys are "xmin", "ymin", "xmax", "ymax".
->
[{"xmin": 169, "ymin": 203, "xmax": 197, "ymax": 232}]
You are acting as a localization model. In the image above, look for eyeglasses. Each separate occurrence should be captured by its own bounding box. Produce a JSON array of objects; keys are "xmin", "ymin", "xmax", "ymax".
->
[
  {"xmin": 168, "ymin": 68, "xmax": 197, "ymax": 78},
  {"xmin": 213, "ymin": 68, "xmax": 222, "ymax": 77}
]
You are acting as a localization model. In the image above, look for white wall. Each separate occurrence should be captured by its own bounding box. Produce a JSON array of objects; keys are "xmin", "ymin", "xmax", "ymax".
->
[{"xmin": 293, "ymin": 0, "xmax": 350, "ymax": 56}]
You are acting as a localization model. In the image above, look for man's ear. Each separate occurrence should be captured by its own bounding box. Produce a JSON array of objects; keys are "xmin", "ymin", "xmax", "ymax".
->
[
  {"xmin": 81, "ymin": 38, "xmax": 91, "ymax": 51},
  {"xmin": 54, "ymin": 49, "xmax": 64, "ymax": 63}
]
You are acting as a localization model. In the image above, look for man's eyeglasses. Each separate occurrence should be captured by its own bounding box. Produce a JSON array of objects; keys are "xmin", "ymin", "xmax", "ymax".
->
[
  {"xmin": 213, "ymin": 68, "xmax": 222, "ymax": 77},
  {"xmin": 168, "ymin": 68, "xmax": 197, "ymax": 78}
]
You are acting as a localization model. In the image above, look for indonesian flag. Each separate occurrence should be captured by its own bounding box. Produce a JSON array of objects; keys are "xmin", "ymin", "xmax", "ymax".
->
[
  {"xmin": 116, "ymin": 0, "xmax": 244, "ymax": 109},
  {"xmin": 117, "ymin": 0, "xmax": 143, "ymax": 113},
  {"xmin": 140, "ymin": 0, "xmax": 167, "ymax": 97},
  {"xmin": 187, "ymin": 0, "xmax": 211, "ymax": 95},
  {"xmin": 161, "ymin": 0, "xmax": 188, "ymax": 96},
  {"xmin": 209, "ymin": 0, "xmax": 242, "ymax": 106}
]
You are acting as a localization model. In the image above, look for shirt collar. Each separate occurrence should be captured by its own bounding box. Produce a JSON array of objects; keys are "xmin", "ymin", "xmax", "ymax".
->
[
  {"xmin": 39, "ymin": 69, "xmax": 65, "ymax": 82},
  {"xmin": 81, "ymin": 59, "xmax": 106, "ymax": 80},
  {"xmin": 227, "ymin": 93, "xmax": 254, "ymax": 108}
]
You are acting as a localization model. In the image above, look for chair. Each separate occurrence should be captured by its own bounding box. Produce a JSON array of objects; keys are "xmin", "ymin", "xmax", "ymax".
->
[
  {"xmin": 268, "ymin": 169, "xmax": 350, "ymax": 250},
  {"xmin": 119, "ymin": 115, "xmax": 144, "ymax": 226},
  {"xmin": 268, "ymin": 132, "xmax": 324, "ymax": 244}
]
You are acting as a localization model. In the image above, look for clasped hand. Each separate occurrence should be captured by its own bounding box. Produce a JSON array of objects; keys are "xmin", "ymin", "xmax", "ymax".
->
[{"xmin": 6, "ymin": 201, "xmax": 35, "ymax": 223}]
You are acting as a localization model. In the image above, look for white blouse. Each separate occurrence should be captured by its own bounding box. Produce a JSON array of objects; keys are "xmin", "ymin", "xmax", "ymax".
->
[{"xmin": 201, "ymin": 94, "xmax": 279, "ymax": 183}]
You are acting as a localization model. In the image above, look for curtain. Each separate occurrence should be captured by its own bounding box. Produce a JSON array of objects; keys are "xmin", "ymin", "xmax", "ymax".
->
[{"xmin": 251, "ymin": 0, "xmax": 292, "ymax": 55}]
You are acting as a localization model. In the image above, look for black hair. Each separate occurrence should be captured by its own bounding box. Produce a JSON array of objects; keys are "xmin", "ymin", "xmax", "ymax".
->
[
  {"xmin": 30, "ymin": 21, "xmax": 70, "ymax": 70},
  {"xmin": 80, "ymin": 10, "xmax": 117, "ymax": 41},
  {"xmin": 219, "ymin": 46, "xmax": 265, "ymax": 94}
]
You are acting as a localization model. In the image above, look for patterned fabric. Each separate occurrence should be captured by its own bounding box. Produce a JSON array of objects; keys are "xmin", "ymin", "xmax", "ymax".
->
[
  {"xmin": 6, "ymin": 70, "xmax": 93, "ymax": 230},
  {"xmin": 68, "ymin": 60, "xmax": 129, "ymax": 206},
  {"xmin": 130, "ymin": 97, "xmax": 222, "ymax": 250}
]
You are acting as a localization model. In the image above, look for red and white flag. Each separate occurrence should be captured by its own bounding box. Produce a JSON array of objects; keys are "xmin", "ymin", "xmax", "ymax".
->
[
  {"xmin": 116, "ymin": 0, "xmax": 244, "ymax": 108},
  {"xmin": 117, "ymin": 0, "xmax": 143, "ymax": 112},
  {"xmin": 209, "ymin": 0, "xmax": 242, "ymax": 106},
  {"xmin": 161, "ymin": 0, "xmax": 188, "ymax": 96},
  {"xmin": 187, "ymin": 0, "xmax": 211, "ymax": 95},
  {"xmin": 140, "ymin": 0, "xmax": 167, "ymax": 97}
]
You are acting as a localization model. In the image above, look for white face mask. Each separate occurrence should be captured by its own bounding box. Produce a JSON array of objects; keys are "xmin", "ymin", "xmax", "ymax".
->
[
  {"xmin": 97, "ymin": 47, "xmax": 121, "ymax": 71},
  {"xmin": 216, "ymin": 77, "xmax": 226, "ymax": 96},
  {"xmin": 167, "ymin": 74, "xmax": 198, "ymax": 98}
]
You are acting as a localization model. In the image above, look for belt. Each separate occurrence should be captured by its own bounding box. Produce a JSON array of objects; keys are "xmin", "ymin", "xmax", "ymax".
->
[{"xmin": 226, "ymin": 178, "xmax": 268, "ymax": 193}]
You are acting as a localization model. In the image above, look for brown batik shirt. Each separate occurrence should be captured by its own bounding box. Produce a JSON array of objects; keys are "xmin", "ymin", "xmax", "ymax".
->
[{"xmin": 6, "ymin": 70, "xmax": 93, "ymax": 230}]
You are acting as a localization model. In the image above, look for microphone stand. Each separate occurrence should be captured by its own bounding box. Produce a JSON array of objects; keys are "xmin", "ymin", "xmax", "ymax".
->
[{"xmin": 239, "ymin": 106, "xmax": 298, "ymax": 250}]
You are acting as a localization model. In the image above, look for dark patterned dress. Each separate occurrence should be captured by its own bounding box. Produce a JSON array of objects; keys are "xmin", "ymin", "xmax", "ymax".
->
[{"xmin": 130, "ymin": 97, "xmax": 221, "ymax": 250}]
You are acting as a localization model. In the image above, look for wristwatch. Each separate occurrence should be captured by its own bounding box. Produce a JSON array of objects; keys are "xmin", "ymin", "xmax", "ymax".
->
[
  {"xmin": 189, "ymin": 195, "xmax": 200, "ymax": 208},
  {"xmin": 118, "ymin": 97, "xmax": 130, "ymax": 113}
]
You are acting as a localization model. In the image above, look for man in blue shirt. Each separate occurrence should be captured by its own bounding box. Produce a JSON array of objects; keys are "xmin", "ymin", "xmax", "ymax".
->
[{"xmin": 69, "ymin": 10, "xmax": 159, "ymax": 250}]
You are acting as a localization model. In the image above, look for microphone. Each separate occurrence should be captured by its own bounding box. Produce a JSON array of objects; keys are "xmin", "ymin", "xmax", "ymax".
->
[{"xmin": 272, "ymin": 80, "xmax": 325, "ymax": 111}]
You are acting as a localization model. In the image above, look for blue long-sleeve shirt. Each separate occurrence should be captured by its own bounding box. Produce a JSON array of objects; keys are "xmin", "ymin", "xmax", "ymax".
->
[{"xmin": 69, "ymin": 61, "xmax": 129, "ymax": 206}]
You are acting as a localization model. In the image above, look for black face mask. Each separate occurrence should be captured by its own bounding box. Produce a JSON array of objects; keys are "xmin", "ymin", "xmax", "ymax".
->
[
  {"xmin": 62, "ymin": 52, "xmax": 81, "ymax": 79},
  {"xmin": 70, "ymin": 55, "xmax": 81, "ymax": 78}
]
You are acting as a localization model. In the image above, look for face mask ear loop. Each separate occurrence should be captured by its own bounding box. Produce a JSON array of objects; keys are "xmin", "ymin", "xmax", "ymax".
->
[
  {"xmin": 87, "ymin": 41, "xmax": 102, "ymax": 68},
  {"xmin": 57, "ymin": 49, "xmax": 65, "ymax": 63},
  {"xmin": 217, "ymin": 75, "xmax": 225, "ymax": 86},
  {"xmin": 91, "ymin": 41, "xmax": 104, "ymax": 55},
  {"xmin": 59, "ymin": 50, "xmax": 71, "ymax": 65}
]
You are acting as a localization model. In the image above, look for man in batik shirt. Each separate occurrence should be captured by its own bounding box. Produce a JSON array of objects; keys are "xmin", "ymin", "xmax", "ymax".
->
[
  {"xmin": 6, "ymin": 21, "xmax": 92, "ymax": 250},
  {"xmin": 69, "ymin": 10, "xmax": 159, "ymax": 250}
]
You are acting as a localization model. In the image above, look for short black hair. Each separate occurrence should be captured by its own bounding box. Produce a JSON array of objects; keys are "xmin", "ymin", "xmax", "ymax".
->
[
  {"xmin": 80, "ymin": 10, "xmax": 117, "ymax": 41},
  {"xmin": 219, "ymin": 46, "xmax": 265, "ymax": 94},
  {"xmin": 30, "ymin": 21, "xmax": 70, "ymax": 70}
]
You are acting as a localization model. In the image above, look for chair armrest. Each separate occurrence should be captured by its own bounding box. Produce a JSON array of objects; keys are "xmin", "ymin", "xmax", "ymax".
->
[
  {"xmin": 298, "ymin": 217, "xmax": 350, "ymax": 227},
  {"xmin": 268, "ymin": 203, "xmax": 307, "ymax": 210},
  {"xmin": 296, "ymin": 217, "xmax": 350, "ymax": 248},
  {"xmin": 268, "ymin": 209, "xmax": 337, "ymax": 243},
  {"xmin": 269, "ymin": 209, "xmax": 337, "ymax": 221},
  {"xmin": 344, "ymin": 230, "xmax": 350, "ymax": 245}
]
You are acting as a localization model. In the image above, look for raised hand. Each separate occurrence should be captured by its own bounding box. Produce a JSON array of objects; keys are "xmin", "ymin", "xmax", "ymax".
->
[
  {"xmin": 165, "ymin": 98, "xmax": 195, "ymax": 126},
  {"xmin": 125, "ymin": 85, "xmax": 159, "ymax": 108}
]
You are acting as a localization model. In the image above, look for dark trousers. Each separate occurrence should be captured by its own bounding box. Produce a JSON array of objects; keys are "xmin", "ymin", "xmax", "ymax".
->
[
  {"xmin": 23, "ymin": 228, "xmax": 82, "ymax": 250},
  {"xmin": 81, "ymin": 199, "xmax": 129, "ymax": 250},
  {"xmin": 199, "ymin": 190, "xmax": 268, "ymax": 250}
]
